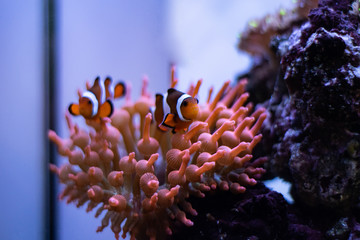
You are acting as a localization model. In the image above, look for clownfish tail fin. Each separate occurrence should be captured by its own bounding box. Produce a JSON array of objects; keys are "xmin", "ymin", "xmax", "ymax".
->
[{"xmin": 114, "ymin": 82, "xmax": 126, "ymax": 99}]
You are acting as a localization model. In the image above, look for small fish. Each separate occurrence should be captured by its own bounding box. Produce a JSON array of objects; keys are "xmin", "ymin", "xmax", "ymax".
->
[
  {"xmin": 104, "ymin": 77, "xmax": 126, "ymax": 100},
  {"xmin": 69, "ymin": 77, "xmax": 116, "ymax": 120},
  {"xmin": 154, "ymin": 88, "xmax": 199, "ymax": 133}
]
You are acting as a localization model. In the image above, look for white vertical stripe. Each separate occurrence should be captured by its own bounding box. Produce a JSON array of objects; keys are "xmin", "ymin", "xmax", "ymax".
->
[
  {"xmin": 109, "ymin": 84, "xmax": 114, "ymax": 98},
  {"xmin": 176, "ymin": 93, "xmax": 191, "ymax": 122},
  {"xmin": 82, "ymin": 91, "xmax": 98, "ymax": 117},
  {"xmin": 99, "ymin": 78, "xmax": 106, "ymax": 103}
]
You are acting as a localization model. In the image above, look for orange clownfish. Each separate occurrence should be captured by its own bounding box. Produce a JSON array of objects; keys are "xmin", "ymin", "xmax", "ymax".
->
[
  {"xmin": 154, "ymin": 88, "xmax": 199, "ymax": 133},
  {"xmin": 104, "ymin": 77, "xmax": 126, "ymax": 100},
  {"xmin": 68, "ymin": 77, "xmax": 125, "ymax": 120}
]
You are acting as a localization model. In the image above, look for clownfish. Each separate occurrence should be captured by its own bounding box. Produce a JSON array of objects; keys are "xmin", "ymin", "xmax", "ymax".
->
[
  {"xmin": 154, "ymin": 88, "xmax": 199, "ymax": 133},
  {"xmin": 104, "ymin": 77, "xmax": 126, "ymax": 100},
  {"xmin": 68, "ymin": 77, "xmax": 125, "ymax": 120}
]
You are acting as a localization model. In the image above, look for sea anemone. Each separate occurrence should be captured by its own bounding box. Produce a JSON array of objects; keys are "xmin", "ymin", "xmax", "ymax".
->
[{"xmin": 49, "ymin": 73, "xmax": 267, "ymax": 239}]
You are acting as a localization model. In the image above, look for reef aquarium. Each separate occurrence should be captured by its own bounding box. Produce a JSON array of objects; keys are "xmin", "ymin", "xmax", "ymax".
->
[{"xmin": 48, "ymin": 0, "xmax": 360, "ymax": 239}]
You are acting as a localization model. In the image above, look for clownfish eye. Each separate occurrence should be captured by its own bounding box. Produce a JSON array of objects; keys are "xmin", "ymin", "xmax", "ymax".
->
[
  {"xmin": 182, "ymin": 101, "xmax": 188, "ymax": 107},
  {"xmin": 196, "ymin": 98, "xmax": 199, "ymax": 104},
  {"xmin": 88, "ymin": 100, "xmax": 92, "ymax": 105}
]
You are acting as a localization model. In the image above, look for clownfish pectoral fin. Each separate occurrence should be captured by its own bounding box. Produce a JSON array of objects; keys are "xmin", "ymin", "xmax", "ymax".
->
[
  {"xmin": 99, "ymin": 99, "xmax": 114, "ymax": 118},
  {"xmin": 68, "ymin": 103, "xmax": 80, "ymax": 116},
  {"xmin": 114, "ymin": 82, "xmax": 126, "ymax": 99},
  {"xmin": 158, "ymin": 124, "xmax": 169, "ymax": 132},
  {"xmin": 163, "ymin": 113, "xmax": 176, "ymax": 128}
]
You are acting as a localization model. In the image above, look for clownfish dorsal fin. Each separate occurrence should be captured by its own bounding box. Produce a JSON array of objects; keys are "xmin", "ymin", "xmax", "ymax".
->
[
  {"xmin": 98, "ymin": 99, "xmax": 114, "ymax": 118},
  {"xmin": 104, "ymin": 77, "xmax": 112, "ymax": 86},
  {"xmin": 114, "ymin": 82, "xmax": 126, "ymax": 99},
  {"xmin": 104, "ymin": 77, "xmax": 113, "ymax": 99},
  {"xmin": 167, "ymin": 88, "xmax": 177, "ymax": 95},
  {"xmin": 91, "ymin": 76, "xmax": 100, "ymax": 90},
  {"xmin": 89, "ymin": 76, "xmax": 101, "ymax": 96},
  {"xmin": 166, "ymin": 88, "xmax": 183, "ymax": 107},
  {"xmin": 163, "ymin": 113, "xmax": 176, "ymax": 128},
  {"xmin": 89, "ymin": 76, "xmax": 106, "ymax": 104},
  {"xmin": 68, "ymin": 103, "xmax": 80, "ymax": 116}
]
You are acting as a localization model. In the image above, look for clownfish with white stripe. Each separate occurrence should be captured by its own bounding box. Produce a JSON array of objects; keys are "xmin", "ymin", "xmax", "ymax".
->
[
  {"xmin": 68, "ymin": 77, "xmax": 125, "ymax": 120},
  {"xmin": 104, "ymin": 77, "xmax": 126, "ymax": 100},
  {"xmin": 154, "ymin": 88, "xmax": 199, "ymax": 133}
]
